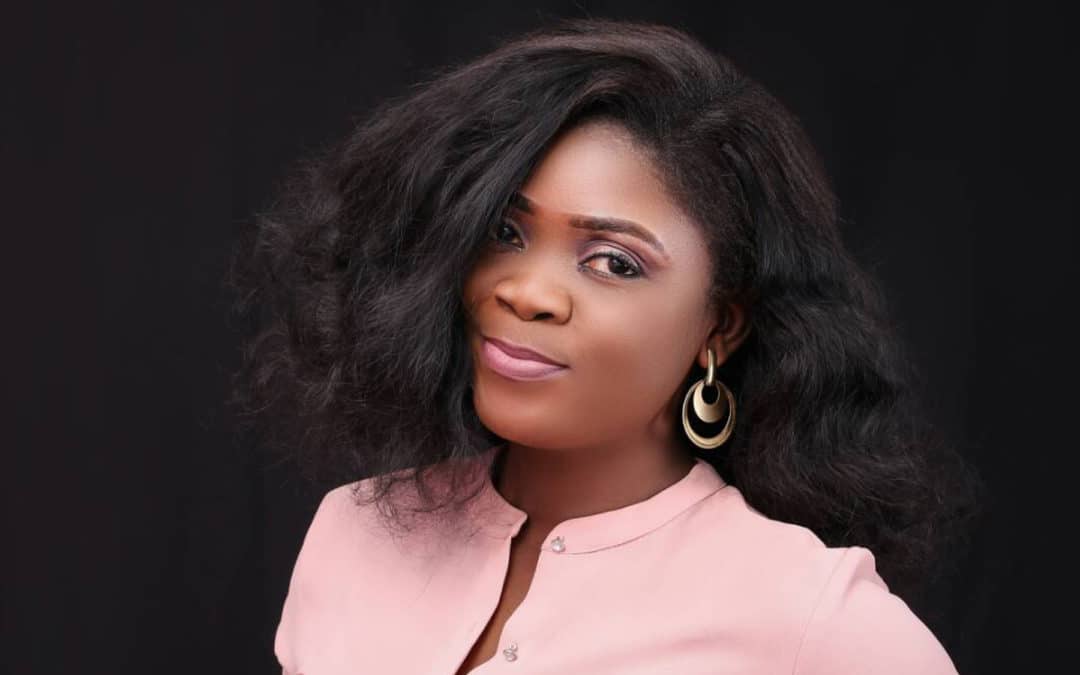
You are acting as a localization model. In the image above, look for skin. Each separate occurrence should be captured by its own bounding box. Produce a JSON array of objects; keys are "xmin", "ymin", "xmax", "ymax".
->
[{"xmin": 455, "ymin": 120, "xmax": 749, "ymax": 672}]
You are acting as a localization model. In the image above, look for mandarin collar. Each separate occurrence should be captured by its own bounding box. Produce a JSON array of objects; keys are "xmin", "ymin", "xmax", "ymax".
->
[{"xmin": 469, "ymin": 444, "xmax": 728, "ymax": 554}]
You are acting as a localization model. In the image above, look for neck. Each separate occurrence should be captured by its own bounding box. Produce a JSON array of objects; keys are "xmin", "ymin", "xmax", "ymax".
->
[{"xmin": 490, "ymin": 435, "xmax": 697, "ymax": 536}]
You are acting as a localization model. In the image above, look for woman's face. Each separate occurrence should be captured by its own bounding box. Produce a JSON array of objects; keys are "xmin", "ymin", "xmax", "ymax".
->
[{"xmin": 463, "ymin": 121, "xmax": 725, "ymax": 451}]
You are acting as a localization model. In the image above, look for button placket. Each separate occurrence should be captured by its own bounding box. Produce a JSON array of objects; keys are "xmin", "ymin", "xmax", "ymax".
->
[{"xmin": 489, "ymin": 532, "xmax": 568, "ymax": 667}]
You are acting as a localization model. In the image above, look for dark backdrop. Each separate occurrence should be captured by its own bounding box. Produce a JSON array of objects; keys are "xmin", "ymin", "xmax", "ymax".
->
[{"xmin": 6, "ymin": 2, "xmax": 1073, "ymax": 673}]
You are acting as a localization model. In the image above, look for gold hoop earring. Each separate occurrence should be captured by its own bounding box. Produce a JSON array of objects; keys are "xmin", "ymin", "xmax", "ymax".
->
[{"xmin": 681, "ymin": 347, "xmax": 736, "ymax": 449}]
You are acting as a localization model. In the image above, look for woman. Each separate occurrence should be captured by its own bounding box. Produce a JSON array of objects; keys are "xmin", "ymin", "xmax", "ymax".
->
[{"xmin": 231, "ymin": 17, "xmax": 981, "ymax": 674}]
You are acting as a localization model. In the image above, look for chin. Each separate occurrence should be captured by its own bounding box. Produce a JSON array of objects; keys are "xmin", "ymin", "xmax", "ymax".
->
[{"xmin": 472, "ymin": 393, "xmax": 560, "ymax": 448}]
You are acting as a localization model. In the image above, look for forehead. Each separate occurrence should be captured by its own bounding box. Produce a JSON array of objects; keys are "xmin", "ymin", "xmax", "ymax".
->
[{"xmin": 512, "ymin": 121, "xmax": 705, "ymax": 254}]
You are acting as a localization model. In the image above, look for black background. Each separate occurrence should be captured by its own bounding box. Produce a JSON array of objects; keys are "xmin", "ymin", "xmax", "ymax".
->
[{"xmin": 5, "ymin": 1, "xmax": 1073, "ymax": 673}]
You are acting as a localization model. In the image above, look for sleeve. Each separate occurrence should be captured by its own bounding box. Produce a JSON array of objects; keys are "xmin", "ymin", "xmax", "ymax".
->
[{"xmin": 793, "ymin": 547, "xmax": 959, "ymax": 675}]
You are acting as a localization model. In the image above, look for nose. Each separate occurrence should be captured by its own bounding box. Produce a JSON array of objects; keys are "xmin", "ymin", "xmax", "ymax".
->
[{"xmin": 492, "ymin": 265, "xmax": 573, "ymax": 323}]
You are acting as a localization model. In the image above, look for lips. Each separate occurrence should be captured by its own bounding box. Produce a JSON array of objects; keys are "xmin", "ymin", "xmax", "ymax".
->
[
  {"xmin": 480, "ymin": 336, "xmax": 568, "ymax": 381},
  {"xmin": 483, "ymin": 336, "xmax": 566, "ymax": 366}
]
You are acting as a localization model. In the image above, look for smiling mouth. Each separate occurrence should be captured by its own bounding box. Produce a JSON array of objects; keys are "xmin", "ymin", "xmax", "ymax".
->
[{"xmin": 479, "ymin": 337, "xmax": 568, "ymax": 381}]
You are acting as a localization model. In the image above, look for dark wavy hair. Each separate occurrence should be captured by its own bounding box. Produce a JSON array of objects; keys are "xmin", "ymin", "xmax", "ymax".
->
[{"xmin": 228, "ymin": 17, "xmax": 982, "ymax": 602}]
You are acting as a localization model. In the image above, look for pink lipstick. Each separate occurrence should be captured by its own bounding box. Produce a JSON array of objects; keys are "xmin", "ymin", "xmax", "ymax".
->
[{"xmin": 480, "ymin": 337, "xmax": 568, "ymax": 381}]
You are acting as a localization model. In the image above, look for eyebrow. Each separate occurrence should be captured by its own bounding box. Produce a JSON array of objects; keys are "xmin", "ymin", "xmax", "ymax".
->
[{"xmin": 509, "ymin": 191, "xmax": 670, "ymax": 261}]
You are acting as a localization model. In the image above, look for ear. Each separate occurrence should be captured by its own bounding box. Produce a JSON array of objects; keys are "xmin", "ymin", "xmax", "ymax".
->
[{"xmin": 697, "ymin": 301, "xmax": 751, "ymax": 369}]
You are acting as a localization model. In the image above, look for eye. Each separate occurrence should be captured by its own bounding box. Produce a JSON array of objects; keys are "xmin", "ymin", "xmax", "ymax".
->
[
  {"xmin": 581, "ymin": 250, "xmax": 643, "ymax": 279},
  {"xmin": 488, "ymin": 219, "xmax": 523, "ymax": 248},
  {"xmin": 487, "ymin": 219, "xmax": 645, "ymax": 280}
]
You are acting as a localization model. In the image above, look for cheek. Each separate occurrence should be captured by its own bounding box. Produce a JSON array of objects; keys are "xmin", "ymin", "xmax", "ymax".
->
[
  {"xmin": 553, "ymin": 292, "xmax": 703, "ymax": 436},
  {"xmin": 587, "ymin": 296, "xmax": 698, "ymax": 393}
]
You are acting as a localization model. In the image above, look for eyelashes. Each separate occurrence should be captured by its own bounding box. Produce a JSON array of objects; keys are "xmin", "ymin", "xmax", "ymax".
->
[
  {"xmin": 487, "ymin": 219, "xmax": 645, "ymax": 279},
  {"xmin": 586, "ymin": 249, "xmax": 641, "ymax": 278}
]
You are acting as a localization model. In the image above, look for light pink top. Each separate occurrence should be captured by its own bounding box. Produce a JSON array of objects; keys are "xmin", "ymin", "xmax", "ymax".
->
[{"xmin": 275, "ymin": 445, "xmax": 958, "ymax": 674}]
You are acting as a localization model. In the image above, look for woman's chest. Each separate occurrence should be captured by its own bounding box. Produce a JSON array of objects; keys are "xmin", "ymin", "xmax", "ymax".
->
[{"xmin": 282, "ymin": 535, "xmax": 808, "ymax": 674}]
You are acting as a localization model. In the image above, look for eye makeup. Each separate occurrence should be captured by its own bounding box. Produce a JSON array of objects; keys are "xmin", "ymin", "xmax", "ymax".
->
[
  {"xmin": 508, "ymin": 191, "xmax": 670, "ymax": 265},
  {"xmin": 490, "ymin": 215, "xmax": 648, "ymax": 279}
]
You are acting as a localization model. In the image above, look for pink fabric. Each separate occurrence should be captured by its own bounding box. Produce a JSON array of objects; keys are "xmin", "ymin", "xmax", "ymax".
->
[{"xmin": 275, "ymin": 445, "xmax": 958, "ymax": 674}]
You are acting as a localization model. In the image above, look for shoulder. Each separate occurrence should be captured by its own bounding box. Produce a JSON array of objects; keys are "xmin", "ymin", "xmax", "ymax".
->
[
  {"xmin": 276, "ymin": 472, "xmax": 449, "ymax": 605},
  {"xmin": 791, "ymin": 546, "xmax": 958, "ymax": 674},
  {"xmin": 288, "ymin": 480, "xmax": 377, "ymax": 570},
  {"xmin": 689, "ymin": 487, "xmax": 956, "ymax": 673},
  {"xmin": 285, "ymin": 458, "xmax": 475, "ymax": 574},
  {"xmin": 273, "ymin": 481, "xmax": 372, "ymax": 672},
  {"xmin": 273, "ymin": 462, "xmax": 483, "ymax": 671},
  {"xmin": 273, "ymin": 476, "xmax": 433, "ymax": 669},
  {"xmin": 688, "ymin": 485, "xmax": 847, "ymax": 598}
]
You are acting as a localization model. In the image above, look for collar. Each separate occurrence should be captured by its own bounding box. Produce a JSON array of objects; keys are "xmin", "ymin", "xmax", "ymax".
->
[{"xmin": 467, "ymin": 443, "xmax": 728, "ymax": 554}]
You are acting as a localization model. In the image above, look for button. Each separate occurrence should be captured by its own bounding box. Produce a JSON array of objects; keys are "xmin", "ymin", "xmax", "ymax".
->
[
  {"xmin": 550, "ymin": 535, "xmax": 565, "ymax": 553},
  {"xmin": 503, "ymin": 641, "xmax": 518, "ymax": 661}
]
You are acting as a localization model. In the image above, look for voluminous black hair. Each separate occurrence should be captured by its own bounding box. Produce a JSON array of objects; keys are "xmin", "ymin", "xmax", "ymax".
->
[{"xmin": 228, "ymin": 17, "xmax": 982, "ymax": 602}]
